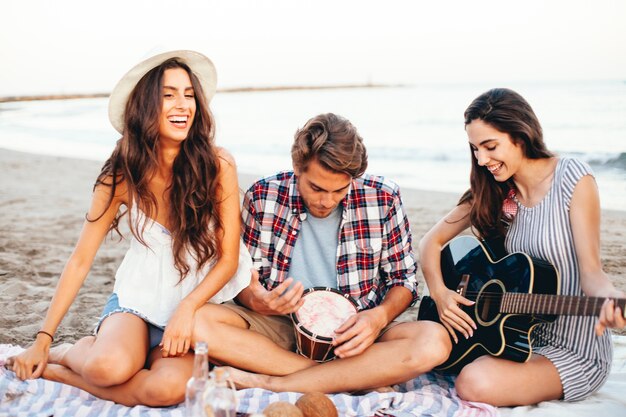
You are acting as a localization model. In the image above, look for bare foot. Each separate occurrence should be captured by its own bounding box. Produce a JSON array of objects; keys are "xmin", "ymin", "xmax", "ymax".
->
[
  {"xmin": 350, "ymin": 385, "xmax": 396, "ymax": 395},
  {"xmin": 219, "ymin": 366, "xmax": 273, "ymax": 390},
  {"xmin": 48, "ymin": 343, "xmax": 73, "ymax": 365},
  {"xmin": 370, "ymin": 385, "xmax": 396, "ymax": 393}
]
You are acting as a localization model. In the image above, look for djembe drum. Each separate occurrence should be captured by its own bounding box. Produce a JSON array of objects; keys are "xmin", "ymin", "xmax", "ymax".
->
[{"xmin": 291, "ymin": 287, "xmax": 358, "ymax": 363}]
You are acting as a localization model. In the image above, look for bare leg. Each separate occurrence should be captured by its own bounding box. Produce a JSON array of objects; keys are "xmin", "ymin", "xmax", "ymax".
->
[
  {"xmin": 193, "ymin": 304, "xmax": 315, "ymax": 375},
  {"xmin": 454, "ymin": 354, "xmax": 563, "ymax": 406},
  {"xmin": 226, "ymin": 321, "xmax": 451, "ymax": 393},
  {"xmin": 43, "ymin": 348, "xmax": 193, "ymax": 407},
  {"xmin": 45, "ymin": 313, "xmax": 149, "ymax": 387},
  {"xmin": 47, "ymin": 343, "xmax": 73, "ymax": 364}
]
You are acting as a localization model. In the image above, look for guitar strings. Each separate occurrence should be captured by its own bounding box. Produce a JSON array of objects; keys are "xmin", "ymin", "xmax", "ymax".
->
[
  {"xmin": 435, "ymin": 291, "xmax": 615, "ymax": 315},
  {"xmin": 448, "ymin": 290, "xmax": 613, "ymax": 301}
]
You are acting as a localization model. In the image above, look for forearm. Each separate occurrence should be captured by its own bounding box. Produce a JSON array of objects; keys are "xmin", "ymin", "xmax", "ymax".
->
[
  {"xmin": 182, "ymin": 255, "xmax": 239, "ymax": 310},
  {"xmin": 418, "ymin": 203, "xmax": 471, "ymax": 300},
  {"xmin": 40, "ymin": 257, "xmax": 92, "ymax": 339},
  {"xmin": 235, "ymin": 286, "xmax": 255, "ymax": 309},
  {"xmin": 239, "ymin": 196, "xmax": 263, "ymax": 311},
  {"xmin": 381, "ymin": 191, "xmax": 419, "ymax": 304},
  {"xmin": 418, "ymin": 233, "xmax": 449, "ymax": 303},
  {"xmin": 420, "ymin": 244, "xmax": 448, "ymax": 299},
  {"xmin": 183, "ymin": 151, "xmax": 244, "ymax": 311},
  {"xmin": 372, "ymin": 286, "xmax": 413, "ymax": 325},
  {"xmin": 382, "ymin": 234, "xmax": 419, "ymax": 304},
  {"xmin": 581, "ymin": 270, "xmax": 625, "ymax": 298}
]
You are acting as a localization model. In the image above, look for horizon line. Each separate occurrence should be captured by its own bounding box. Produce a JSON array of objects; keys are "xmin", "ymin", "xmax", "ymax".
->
[{"xmin": 0, "ymin": 82, "xmax": 406, "ymax": 103}]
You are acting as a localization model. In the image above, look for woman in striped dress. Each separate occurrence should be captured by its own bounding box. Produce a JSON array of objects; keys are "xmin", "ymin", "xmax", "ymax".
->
[{"xmin": 418, "ymin": 88, "xmax": 625, "ymax": 406}]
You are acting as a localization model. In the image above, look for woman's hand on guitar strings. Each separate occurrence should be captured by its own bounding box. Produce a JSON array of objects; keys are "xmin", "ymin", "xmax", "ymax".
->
[
  {"xmin": 432, "ymin": 288, "xmax": 476, "ymax": 343},
  {"xmin": 595, "ymin": 297, "xmax": 626, "ymax": 336}
]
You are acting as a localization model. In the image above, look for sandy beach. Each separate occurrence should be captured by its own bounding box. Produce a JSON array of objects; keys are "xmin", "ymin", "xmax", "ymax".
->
[{"xmin": 1, "ymin": 147, "xmax": 625, "ymax": 346}]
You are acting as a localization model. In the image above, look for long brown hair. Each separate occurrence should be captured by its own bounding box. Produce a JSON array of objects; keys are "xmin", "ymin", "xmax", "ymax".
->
[
  {"xmin": 460, "ymin": 88, "xmax": 553, "ymax": 239},
  {"xmin": 91, "ymin": 58, "xmax": 222, "ymax": 279}
]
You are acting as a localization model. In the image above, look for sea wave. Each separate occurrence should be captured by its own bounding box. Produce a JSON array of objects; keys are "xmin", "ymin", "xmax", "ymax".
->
[
  {"xmin": 597, "ymin": 152, "xmax": 626, "ymax": 170},
  {"xmin": 369, "ymin": 148, "xmax": 626, "ymax": 172},
  {"xmin": 561, "ymin": 151, "xmax": 626, "ymax": 171}
]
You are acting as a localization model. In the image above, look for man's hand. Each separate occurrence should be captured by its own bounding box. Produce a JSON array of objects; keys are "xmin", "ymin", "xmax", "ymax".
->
[
  {"xmin": 332, "ymin": 309, "xmax": 386, "ymax": 358},
  {"xmin": 245, "ymin": 269, "xmax": 305, "ymax": 315}
]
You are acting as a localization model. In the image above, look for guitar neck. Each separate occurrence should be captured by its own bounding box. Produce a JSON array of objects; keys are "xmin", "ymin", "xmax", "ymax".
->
[{"xmin": 501, "ymin": 293, "xmax": 626, "ymax": 317}]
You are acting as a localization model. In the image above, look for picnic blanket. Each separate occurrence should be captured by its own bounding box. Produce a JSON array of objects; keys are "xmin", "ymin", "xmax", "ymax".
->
[{"xmin": 2, "ymin": 337, "xmax": 625, "ymax": 416}]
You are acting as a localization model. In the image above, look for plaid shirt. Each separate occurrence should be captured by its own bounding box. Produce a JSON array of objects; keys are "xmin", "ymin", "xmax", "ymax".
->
[{"xmin": 241, "ymin": 171, "xmax": 418, "ymax": 310}]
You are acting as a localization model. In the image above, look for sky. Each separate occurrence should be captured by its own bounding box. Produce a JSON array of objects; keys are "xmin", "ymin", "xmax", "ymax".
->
[{"xmin": 1, "ymin": 0, "xmax": 625, "ymax": 97}]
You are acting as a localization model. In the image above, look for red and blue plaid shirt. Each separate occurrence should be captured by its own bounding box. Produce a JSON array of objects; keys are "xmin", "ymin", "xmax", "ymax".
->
[{"xmin": 242, "ymin": 171, "xmax": 418, "ymax": 310}]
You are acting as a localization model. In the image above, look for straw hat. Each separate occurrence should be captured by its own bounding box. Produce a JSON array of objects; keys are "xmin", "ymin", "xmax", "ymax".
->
[{"xmin": 108, "ymin": 50, "xmax": 217, "ymax": 134}]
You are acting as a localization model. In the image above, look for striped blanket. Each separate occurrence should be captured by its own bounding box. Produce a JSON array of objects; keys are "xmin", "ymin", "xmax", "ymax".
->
[
  {"xmin": 0, "ymin": 344, "xmax": 496, "ymax": 417},
  {"xmin": 5, "ymin": 338, "xmax": 626, "ymax": 416}
]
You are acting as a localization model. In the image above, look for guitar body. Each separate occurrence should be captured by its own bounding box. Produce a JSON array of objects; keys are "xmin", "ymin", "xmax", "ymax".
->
[{"xmin": 418, "ymin": 236, "xmax": 559, "ymax": 372}]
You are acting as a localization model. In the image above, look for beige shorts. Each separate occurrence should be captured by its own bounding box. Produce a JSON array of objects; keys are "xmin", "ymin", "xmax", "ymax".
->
[
  {"xmin": 222, "ymin": 302, "xmax": 296, "ymax": 351},
  {"xmin": 221, "ymin": 301, "xmax": 400, "ymax": 353}
]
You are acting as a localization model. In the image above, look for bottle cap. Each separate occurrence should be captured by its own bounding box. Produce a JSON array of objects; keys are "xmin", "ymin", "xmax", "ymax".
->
[{"xmin": 195, "ymin": 341, "xmax": 208, "ymax": 354}]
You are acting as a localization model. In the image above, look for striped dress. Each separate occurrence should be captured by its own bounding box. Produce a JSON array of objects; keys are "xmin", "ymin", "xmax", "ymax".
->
[{"xmin": 505, "ymin": 157, "xmax": 613, "ymax": 401}]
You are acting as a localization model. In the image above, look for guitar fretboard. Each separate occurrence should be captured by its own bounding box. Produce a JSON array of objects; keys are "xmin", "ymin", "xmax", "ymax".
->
[{"xmin": 501, "ymin": 293, "xmax": 626, "ymax": 316}]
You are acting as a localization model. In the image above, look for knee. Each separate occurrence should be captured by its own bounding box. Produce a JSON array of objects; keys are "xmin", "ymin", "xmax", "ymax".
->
[
  {"xmin": 427, "ymin": 323, "xmax": 453, "ymax": 366},
  {"xmin": 395, "ymin": 322, "xmax": 452, "ymax": 374},
  {"xmin": 141, "ymin": 368, "xmax": 187, "ymax": 406},
  {"xmin": 193, "ymin": 306, "xmax": 216, "ymax": 339},
  {"xmin": 82, "ymin": 352, "xmax": 136, "ymax": 387},
  {"xmin": 194, "ymin": 304, "xmax": 225, "ymax": 330},
  {"xmin": 192, "ymin": 304, "xmax": 237, "ymax": 343},
  {"xmin": 455, "ymin": 363, "xmax": 492, "ymax": 402},
  {"xmin": 408, "ymin": 322, "xmax": 452, "ymax": 370}
]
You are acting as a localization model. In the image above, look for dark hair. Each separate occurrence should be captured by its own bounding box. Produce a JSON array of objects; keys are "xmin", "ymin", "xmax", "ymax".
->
[
  {"xmin": 291, "ymin": 113, "xmax": 368, "ymax": 178},
  {"xmin": 91, "ymin": 58, "xmax": 222, "ymax": 280},
  {"xmin": 459, "ymin": 88, "xmax": 553, "ymax": 239}
]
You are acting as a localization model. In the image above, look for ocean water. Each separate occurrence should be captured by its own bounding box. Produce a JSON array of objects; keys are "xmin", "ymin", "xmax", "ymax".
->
[{"xmin": 1, "ymin": 81, "xmax": 625, "ymax": 211}]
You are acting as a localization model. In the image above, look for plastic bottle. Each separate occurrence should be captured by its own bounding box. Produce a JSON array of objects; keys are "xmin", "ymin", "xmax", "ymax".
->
[
  {"xmin": 203, "ymin": 367, "xmax": 237, "ymax": 417},
  {"xmin": 185, "ymin": 341, "xmax": 209, "ymax": 417}
]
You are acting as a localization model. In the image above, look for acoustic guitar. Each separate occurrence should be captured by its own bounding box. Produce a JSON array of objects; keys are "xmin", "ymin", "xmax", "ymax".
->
[{"xmin": 418, "ymin": 235, "xmax": 625, "ymax": 372}]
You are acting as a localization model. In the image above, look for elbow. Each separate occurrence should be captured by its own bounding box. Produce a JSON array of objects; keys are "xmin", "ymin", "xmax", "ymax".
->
[
  {"xmin": 417, "ymin": 236, "xmax": 427, "ymax": 258},
  {"xmin": 417, "ymin": 232, "xmax": 433, "ymax": 259},
  {"xmin": 64, "ymin": 253, "xmax": 93, "ymax": 276},
  {"xmin": 417, "ymin": 228, "xmax": 447, "ymax": 261}
]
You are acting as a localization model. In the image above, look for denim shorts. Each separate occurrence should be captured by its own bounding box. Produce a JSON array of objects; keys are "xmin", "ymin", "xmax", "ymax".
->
[{"xmin": 96, "ymin": 293, "xmax": 165, "ymax": 351}]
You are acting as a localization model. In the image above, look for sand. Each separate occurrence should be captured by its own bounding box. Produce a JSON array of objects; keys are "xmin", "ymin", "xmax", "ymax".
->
[{"xmin": 1, "ymin": 148, "xmax": 625, "ymax": 345}]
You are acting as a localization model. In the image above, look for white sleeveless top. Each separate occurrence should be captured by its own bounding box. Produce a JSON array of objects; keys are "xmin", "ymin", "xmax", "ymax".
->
[{"xmin": 113, "ymin": 204, "xmax": 251, "ymax": 327}]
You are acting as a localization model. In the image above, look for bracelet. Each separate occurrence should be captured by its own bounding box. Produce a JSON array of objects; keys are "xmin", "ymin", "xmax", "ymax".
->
[{"xmin": 36, "ymin": 330, "xmax": 54, "ymax": 343}]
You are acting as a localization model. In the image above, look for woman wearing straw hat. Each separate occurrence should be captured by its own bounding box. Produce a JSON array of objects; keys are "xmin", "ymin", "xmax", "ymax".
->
[{"xmin": 6, "ymin": 50, "xmax": 251, "ymax": 406}]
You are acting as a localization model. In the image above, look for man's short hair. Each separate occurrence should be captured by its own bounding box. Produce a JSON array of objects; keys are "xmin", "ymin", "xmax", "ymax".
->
[{"xmin": 291, "ymin": 113, "xmax": 368, "ymax": 178}]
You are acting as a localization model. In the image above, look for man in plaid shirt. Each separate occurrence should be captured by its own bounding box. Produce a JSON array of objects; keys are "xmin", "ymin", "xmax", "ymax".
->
[
  {"xmin": 193, "ymin": 113, "xmax": 451, "ymax": 392},
  {"xmin": 242, "ymin": 161, "xmax": 418, "ymax": 313}
]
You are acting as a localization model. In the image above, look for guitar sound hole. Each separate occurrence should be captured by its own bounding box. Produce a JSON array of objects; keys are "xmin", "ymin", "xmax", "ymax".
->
[{"xmin": 476, "ymin": 282, "xmax": 503, "ymax": 323}]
